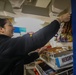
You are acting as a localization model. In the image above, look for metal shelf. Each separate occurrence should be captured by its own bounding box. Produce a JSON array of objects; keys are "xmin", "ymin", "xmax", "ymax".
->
[{"xmin": 40, "ymin": 57, "xmax": 73, "ymax": 71}]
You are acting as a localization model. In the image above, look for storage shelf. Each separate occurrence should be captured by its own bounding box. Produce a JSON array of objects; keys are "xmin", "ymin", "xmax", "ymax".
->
[
  {"xmin": 35, "ymin": 64, "xmax": 47, "ymax": 75},
  {"xmin": 40, "ymin": 57, "xmax": 73, "ymax": 71},
  {"xmin": 50, "ymin": 40, "xmax": 72, "ymax": 47}
]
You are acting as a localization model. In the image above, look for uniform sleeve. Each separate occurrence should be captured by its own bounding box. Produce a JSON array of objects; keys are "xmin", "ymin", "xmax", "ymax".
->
[
  {"xmin": 23, "ymin": 52, "xmax": 39, "ymax": 64},
  {"xmin": 3, "ymin": 20, "xmax": 60, "ymax": 57},
  {"xmin": 21, "ymin": 20, "xmax": 60, "ymax": 54}
]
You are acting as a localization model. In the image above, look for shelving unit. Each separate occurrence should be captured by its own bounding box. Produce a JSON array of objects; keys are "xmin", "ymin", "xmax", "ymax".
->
[
  {"xmin": 25, "ymin": 56, "xmax": 73, "ymax": 75},
  {"xmin": 40, "ymin": 57, "xmax": 73, "ymax": 71},
  {"xmin": 25, "ymin": 49, "xmax": 73, "ymax": 75},
  {"xmin": 39, "ymin": 50, "xmax": 73, "ymax": 75},
  {"xmin": 35, "ymin": 64, "xmax": 47, "ymax": 75},
  {"xmin": 25, "ymin": 62, "xmax": 48, "ymax": 75},
  {"xmin": 37, "ymin": 57, "xmax": 73, "ymax": 75}
]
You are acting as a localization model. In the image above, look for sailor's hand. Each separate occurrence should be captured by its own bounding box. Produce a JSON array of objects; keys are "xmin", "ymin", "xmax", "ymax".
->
[
  {"xmin": 57, "ymin": 13, "xmax": 71, "ymax": 23},
  {"xmin": 36, "ymin": 46, "xmax": 47, "ymax": 55}
]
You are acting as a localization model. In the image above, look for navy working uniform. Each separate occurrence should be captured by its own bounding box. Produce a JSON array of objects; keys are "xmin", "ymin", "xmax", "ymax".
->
[{"xmin": 0, "ymin": 20, "xmax": 60, "ymax": 75}]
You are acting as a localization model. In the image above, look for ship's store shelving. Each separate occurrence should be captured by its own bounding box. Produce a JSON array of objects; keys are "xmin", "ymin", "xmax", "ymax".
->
[{"xmin": 25, "ymin": 49, "xmax": 73, "ymax": 75}]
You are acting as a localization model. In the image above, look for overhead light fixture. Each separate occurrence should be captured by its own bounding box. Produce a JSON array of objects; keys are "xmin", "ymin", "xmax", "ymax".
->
[
  {"xmin": 9, "ymin": 0, "xmax": 25, "ymax": 8},
  {"xmin": 26, "ymin": 0, "xmax": 32, "ymax": 2},
  {"xmin": 0, "ymin": 0, "xmax": 15, "ymax": 17}
]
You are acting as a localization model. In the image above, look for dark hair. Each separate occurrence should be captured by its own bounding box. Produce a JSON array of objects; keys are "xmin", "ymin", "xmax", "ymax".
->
[{"xmin": 0, "ymin": 18, "xmax": 7, "ymax": 28}]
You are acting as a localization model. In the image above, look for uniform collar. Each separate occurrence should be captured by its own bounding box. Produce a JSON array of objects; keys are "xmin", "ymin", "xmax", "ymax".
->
[{"xmin": 0, "ymin": 34, "xmax": 11, "ymax": 38}]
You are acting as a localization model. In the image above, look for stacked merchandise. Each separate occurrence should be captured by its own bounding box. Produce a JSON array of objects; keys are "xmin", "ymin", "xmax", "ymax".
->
[
  {"xmin": 50, "ymin": 15, "xmax": 72, "ymax": 47},
  {"xmin": 39, "ymin": 16, "xmax": 73, "ymax": 74},
  {"xmin": 33, "ymin": 68, "xmax": 40, "ymax": 75},
  {"xmin": 41, "ymin": 47, "xmax": 73, "ymax": 68},
  {"xmin": 38, "ymin": 62, "xmax": 56, "ymax": 75},
  {"xmin": 55, "ymin": 15, "xmax": 72, "ymax": 42}
]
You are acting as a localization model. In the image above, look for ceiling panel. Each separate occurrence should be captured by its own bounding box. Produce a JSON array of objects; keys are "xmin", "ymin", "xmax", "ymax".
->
[
  {"xmin": 22, "ymin": 5, "xmax": 49, "ymax": 17},
  {"xmin": 36, "ymin": 0, "xmax": 51, "ymax": 8}
]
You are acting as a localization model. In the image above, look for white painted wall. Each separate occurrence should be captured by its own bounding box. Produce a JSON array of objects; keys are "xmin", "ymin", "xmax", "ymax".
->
[{"xmin": 13, "ymin": 17, "xmax": 44, "ymax": 32}]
